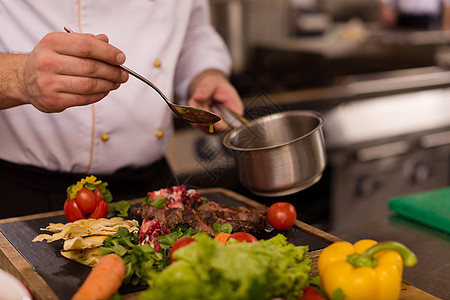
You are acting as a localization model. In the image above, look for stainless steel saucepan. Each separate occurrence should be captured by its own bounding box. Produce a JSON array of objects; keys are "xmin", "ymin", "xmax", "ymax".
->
[{"xmin": 216, "ymin": 107, "xmax": 327, "ymax": 197}]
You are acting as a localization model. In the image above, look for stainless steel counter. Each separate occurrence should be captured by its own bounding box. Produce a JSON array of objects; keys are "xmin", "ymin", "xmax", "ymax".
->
[{"xmin": 332, "ymin": 215, "xmax": 450, "ymax": 299}]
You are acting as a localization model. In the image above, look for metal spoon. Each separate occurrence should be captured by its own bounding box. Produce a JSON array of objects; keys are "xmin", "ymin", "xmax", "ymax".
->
[{"xmin": 64, "ymin": 27, "xmax": 221, "ymax": 125}]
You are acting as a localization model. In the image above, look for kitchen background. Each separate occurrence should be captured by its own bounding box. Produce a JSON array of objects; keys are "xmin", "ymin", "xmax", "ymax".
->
[{"xmin": 166, "ymin": 0, "xmax": 450, "ymax": 235}]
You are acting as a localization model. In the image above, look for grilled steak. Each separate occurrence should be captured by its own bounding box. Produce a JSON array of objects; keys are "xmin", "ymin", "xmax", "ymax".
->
[
  {"xmin": 196, "ymin": 201, "xmax": 268, "ymax": 233},
  {"xmin": 128, "ymin": 201, "xmax": 268, "ymax": 235},
  {"xmin": 129, "ymin": 204, "xmax": 215, "ymax": 235}
]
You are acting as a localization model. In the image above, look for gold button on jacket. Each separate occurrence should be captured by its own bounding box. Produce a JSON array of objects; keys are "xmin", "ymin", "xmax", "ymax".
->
[
  {"xmin": 101, "ymin": 133, "xmax": 110, "ymax": 142},
  {"xmin": 155, "ymin": 130, "xmax": 164, "ymax": 139}
]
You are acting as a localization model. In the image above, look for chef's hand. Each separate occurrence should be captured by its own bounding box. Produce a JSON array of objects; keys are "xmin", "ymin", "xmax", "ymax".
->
[
  {"xmin": 21, "ymin": 31, "xmax": 128, "ymax": 112},
  {"xmin": 188, "ymin": 69, "xmax": 243, "ymax": 132}
]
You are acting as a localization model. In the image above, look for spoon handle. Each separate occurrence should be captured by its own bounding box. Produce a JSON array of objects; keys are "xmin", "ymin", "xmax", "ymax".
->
[{"xmin": 119, "ymin": 65, "xmax": 170, "ymax": 104}]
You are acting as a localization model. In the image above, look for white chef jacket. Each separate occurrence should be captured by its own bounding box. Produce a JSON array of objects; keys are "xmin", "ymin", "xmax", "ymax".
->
[{"xmin": 0, "ymin": 0, "xmax": 231, "ymax": 174}]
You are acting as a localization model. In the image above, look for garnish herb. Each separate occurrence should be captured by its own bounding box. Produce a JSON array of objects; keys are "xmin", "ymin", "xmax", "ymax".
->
[
  {"xmin": 99, "ymin": 227, "xmax": 166, "ymax": 286},
  {"xmin": 213, "ymin": 222, "xmax": 233, "ymax": 235},
  {"xmin": 146, "ymin": 196, "xmax": 170, "ymax": 208},
  {"xmin": 99, "ymin": 225, "xmax": 197, "ymax": 286}
]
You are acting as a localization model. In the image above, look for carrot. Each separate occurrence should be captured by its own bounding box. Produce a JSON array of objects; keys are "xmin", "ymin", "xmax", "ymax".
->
[
  {"xmin": 214, "ymin": 232, "xmax": 231, "ymax": 245},
  {"xmin": 71, "ymin": 253, "xmax": 125, "ymax": 300}
]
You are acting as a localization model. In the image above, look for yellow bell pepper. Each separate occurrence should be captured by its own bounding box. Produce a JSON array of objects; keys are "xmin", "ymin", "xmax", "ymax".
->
[{"xmin": 318, "ymin": 239, "xmax": 417, "ymax": 300}]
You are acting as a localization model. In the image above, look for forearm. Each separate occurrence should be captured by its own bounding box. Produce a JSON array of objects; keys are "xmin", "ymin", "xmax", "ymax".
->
[{"xmin": 0, "ymin": 53, "xmax": 28, "ymax": 109}]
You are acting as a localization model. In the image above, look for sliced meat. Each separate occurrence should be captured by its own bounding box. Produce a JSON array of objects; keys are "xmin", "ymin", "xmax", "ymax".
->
[
  {"xmin": 196, "ymin": 201, "xmax": 268, "ymax": 233},
  {"xmin": 128, "ymin": 204, "xmax": 215, "ymax": 235},
  {"xmin": 128, "ymin": 201, "xmax": 268, "ymax": 235}
]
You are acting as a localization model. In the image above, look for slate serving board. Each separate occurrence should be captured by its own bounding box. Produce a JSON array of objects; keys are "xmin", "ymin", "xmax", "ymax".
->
[{"xmin": 0, "ymin": 191, "xmax": 330, "ymax": 300}]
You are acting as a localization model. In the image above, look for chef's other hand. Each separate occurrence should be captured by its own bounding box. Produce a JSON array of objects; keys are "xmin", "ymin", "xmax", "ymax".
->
[
  {"xmin": 188, "ymin": 69, "xmax": 243, "ymax": 132},
  {"xmin": 21, "ymin": 31, "xmax": 129, "ymax": 112}
]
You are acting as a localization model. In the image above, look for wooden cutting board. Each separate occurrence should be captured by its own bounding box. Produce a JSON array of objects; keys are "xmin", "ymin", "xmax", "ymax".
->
[{"xmin": 0, "ymin": 188, "xmax": 439, "ymax": 300}]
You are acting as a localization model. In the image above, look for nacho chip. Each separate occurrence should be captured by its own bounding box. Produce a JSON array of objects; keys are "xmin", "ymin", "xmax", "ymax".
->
[
  {"xmin": 34, "ymin": 217, "xmax": 139, "ymax": 243},
  {"xmin": 63, "ymin": 235, "xmax": 109, "ymax": 251},
  {"xmin": 60, "ymin": 248, "xmax": 102, "ymax": 267}
]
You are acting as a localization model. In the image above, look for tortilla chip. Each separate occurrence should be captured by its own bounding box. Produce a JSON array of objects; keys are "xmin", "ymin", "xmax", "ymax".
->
[
  {"xmin": 41, "ymin": 222, "xmax": 66, "ymax": 233},
  {"xmin": 63, "ymin": 235, "xmax": 109, "ymax": 251},
  {"xmin": 34, "ymin": 217, "xmax": 139, "ymax": 243},
  {"xmin": 60, "ymin": 248, "xmax": 102, "ymax": 267}
]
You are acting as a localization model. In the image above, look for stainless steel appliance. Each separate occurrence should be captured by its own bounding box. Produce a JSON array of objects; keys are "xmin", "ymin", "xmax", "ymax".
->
[{"xmin": 323, "ymin": 69, "xmax": 450, "ymax": 232}]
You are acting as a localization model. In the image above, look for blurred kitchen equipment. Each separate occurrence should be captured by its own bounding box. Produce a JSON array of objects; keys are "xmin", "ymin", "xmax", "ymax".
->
[
  {"xmin": 0, "ymin": 269, "xmax": 33, "ymax": 300},
  {"xmin": 64, "ymin": 27, "xmax": 220, "ymax": 125},
  {"xmin": 322, "ymin": 68, "xmax": 450, "ymax": 232},
  {"xmin": 218, "ymin": 107, "xmax": 326, "ymax": 197}
]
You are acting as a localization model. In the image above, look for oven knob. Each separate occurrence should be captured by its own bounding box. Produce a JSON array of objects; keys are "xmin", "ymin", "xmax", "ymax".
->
[
  {"xmin": 411, "ymin": 162, "xmax": 431, "ymax": 184},
  {"xmin": 356, "ymin": 175, "xmax": 377, "ymax": 197}
]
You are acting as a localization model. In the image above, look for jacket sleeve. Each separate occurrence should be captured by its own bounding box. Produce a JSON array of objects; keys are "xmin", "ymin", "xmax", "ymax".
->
[{"xmin": 174, "ymin": 0, "xmax": 232, "ymax": 103}]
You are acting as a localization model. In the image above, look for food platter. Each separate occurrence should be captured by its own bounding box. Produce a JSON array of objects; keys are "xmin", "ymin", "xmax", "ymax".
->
[
  {"xmin": 0, "ymin": 188, "xmax": 438, "ymax": 300},
  {"xmin": 0, "ymin": 188, "xmax": 333, "ymax": 299}
]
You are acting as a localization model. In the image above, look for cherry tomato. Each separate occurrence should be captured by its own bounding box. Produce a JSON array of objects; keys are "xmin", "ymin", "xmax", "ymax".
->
[
  {"xmin": 267, "ymin": 202, "xmax": 297, "ymax": 230},
  {"xmin": 226, "ymin": 232, "xmax": 258, "ymax": 243},
  {"xmin": 74, "ymin": 187, "xmax": 98, "ymax": 214},
  {"xmin": 64, "ymin": 198, "xmax": 85, "ymax": 222},
  {"xmin": 299, "ymin": 286, "xmax": 326, "ymax": 300},
  {"xmin": 64, "ymin": 187, "xmax": 108, "ymax": 222},
  {"xmin": 170, "ymin": 237, "xmax": 196, "ymax": 262}
]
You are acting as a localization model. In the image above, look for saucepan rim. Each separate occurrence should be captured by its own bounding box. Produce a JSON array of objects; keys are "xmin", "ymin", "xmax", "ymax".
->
[{"xmin": 222, "ymin": 110, "xmax": 324, "ymax": 152}]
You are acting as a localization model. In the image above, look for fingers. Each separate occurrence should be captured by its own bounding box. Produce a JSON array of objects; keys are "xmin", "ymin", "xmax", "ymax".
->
[
  {"xmin": 53, "ymin": 74, "xmax": 122, "ymax": 95},
  {"xmin": 42, "ymin": 32, "xmax": 125, "ymax": 66},
  {"xmin": 23, "ymin": 31, "xmax": 130, "ymax": 112},
  {"xmin": 94, "ymin": 34, "xmax": 109, "ymax": 43},
  {"xmin": 45, "ymin": 54, "xmax": 128, "ymax": 85},
  {"xmin": 37, "ymin": 32, "xmax": 128, "ymax": 83},
  {"xmin": 33, "ymin": 91, "xmax": 110, "ymax": 113},
  {"xmin": 190, "ymin": 79, "xmax": 243, "ymax": 115},
  {"xmin": 188, "ymin": 77, "xmax": 244, "ymax": 133},
  {"xmin": 26, "ymin": 73, "xmax": 117, "ymax": 112}
]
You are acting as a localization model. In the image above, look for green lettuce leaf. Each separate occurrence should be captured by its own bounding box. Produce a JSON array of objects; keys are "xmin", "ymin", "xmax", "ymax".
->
[{"xmin": 140, "ymin": 233, "xmax": 311, "ymax": 300}]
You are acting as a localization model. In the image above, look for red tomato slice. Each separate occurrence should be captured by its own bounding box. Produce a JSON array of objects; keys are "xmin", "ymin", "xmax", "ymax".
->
[
  {"xmin": 64, "ymin": 198, "xmax": 85, "ymax": 222},
  {"xmin": 227, "ymin": 232, "xmax": 258, "ymax": 243},
  {"xmin": 89, "ymin": 200, "xmax": 108, "ymax": 219},
  {"xmin": 170, "ymin": 237, "xmax": 196, "ymax": 262},
  {"xmin": 94, "ymin": 187, "xmax": 104, "ymax": 204},
  {"xmin": 267, "ymin": 202, "xmax": 297, "ymax": 230},
  {"xmin": 74, "ymin": 187, "xmax": 98, "ymax": 214}
]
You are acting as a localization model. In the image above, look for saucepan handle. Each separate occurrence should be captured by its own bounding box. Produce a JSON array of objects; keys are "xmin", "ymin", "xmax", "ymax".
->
[{"xmin": 211, "ymin": 105, "xmax": 248, "ymax": 129}]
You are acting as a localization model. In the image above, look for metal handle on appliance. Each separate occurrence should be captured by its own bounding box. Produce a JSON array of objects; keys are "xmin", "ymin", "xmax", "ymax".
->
[{"xmin": 356, "ymin": 141, "xmax": 411, "ymax": 162}]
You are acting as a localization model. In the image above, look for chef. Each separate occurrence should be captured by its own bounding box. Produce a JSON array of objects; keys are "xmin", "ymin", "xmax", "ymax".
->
[
  {"xmin": 0, "ymin": 0, "xmax": 244, "ymax": 218},
  {"xmin": 379, "ymin": 0, "xmax": 450, "ymax": 30}
]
